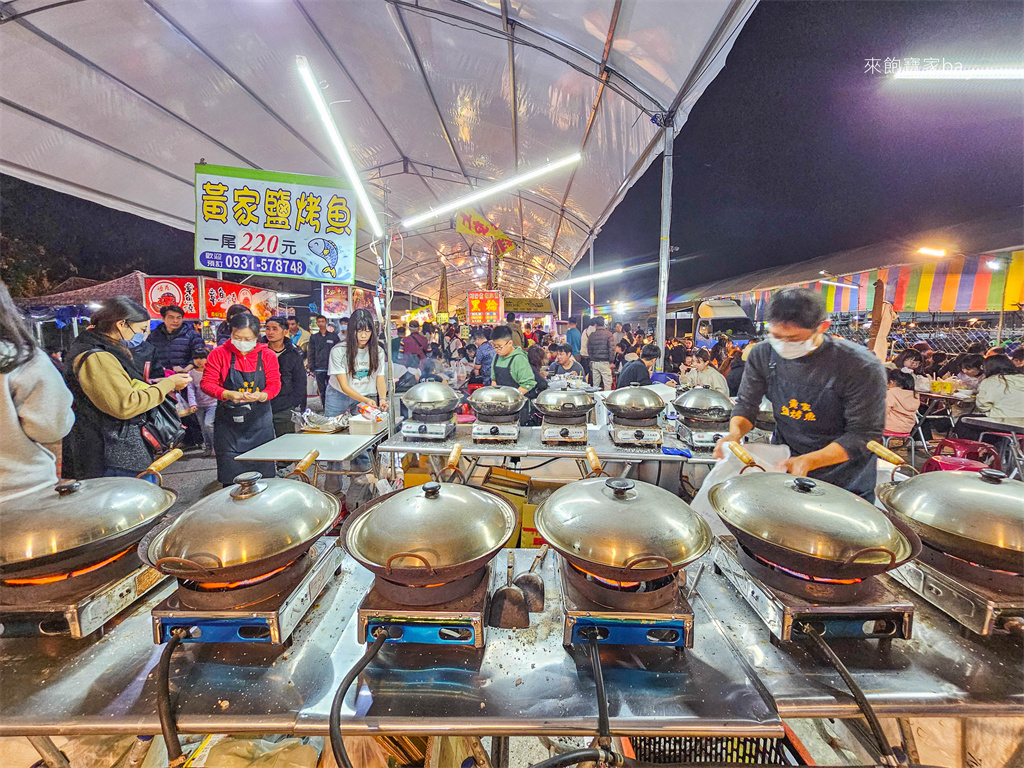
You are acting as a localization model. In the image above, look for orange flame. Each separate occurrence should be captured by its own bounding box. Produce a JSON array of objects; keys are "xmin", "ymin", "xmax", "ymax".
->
[{"xmin": 3, "ymin": 546, "xmax": 135, "ymax": 586}]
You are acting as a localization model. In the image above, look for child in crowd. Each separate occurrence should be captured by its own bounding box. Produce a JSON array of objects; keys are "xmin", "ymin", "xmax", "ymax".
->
[
  {"xmin": 956, "ymin": 354, "xmax": 985, "ymax": 391},
  {"xmin": 188, "ymin": 351, "xmax": 217, "ymax": 456},
  {"xmin": 885, "ymin": 369, "xmax": 919, "ymax": 435}
]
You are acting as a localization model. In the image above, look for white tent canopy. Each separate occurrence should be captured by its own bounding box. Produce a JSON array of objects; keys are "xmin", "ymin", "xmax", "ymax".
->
[{"xmin": 1, "ymin": 0, "xmax": 756, "ymax": 303}]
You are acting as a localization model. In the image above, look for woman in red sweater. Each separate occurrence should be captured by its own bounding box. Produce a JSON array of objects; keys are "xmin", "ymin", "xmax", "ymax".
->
[{"xmin": 201, "ymin": 312, "xmax": 281, "ymax": 485}]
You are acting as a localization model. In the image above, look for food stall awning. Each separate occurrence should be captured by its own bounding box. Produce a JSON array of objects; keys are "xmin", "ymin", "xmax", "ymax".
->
[{"xmin": 0, "ymin": 0, "xmax": 757, "ymax": 303}]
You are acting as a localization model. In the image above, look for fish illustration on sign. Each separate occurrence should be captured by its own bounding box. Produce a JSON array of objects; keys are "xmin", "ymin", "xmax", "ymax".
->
[{"xmin": 308, "ymin": 238, "xmax": 340, "ymax": 278}]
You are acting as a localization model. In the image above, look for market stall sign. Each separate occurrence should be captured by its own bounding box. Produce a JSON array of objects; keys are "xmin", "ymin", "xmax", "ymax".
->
[
  {"xmin": 351, "ymin": 286, "xmax": 377, "ymax": 312},
  {"xmin": 202, "ymin": 277, "xmax": 278, "ymax": 322},
  {"xmin": 144, "ymin": 277, "xmax": 200, "ymax": 319},
  {"xmin": 194, "ymin": 164, "xmax": 356, "ymax": 284},
  {"xmin": 468, "ymin": 291, "xmax": 502, "ymax": 325},
  {"xmin": 504, "ymin": 297, "xmax": 554, "ymax": 315},
  {"xmin": 321, "ymin": 285, "xmax": 351, "ymax": 318},
  {"xmin": 454, "ymin": 306, "xmax": 467, "ymax": 323}
]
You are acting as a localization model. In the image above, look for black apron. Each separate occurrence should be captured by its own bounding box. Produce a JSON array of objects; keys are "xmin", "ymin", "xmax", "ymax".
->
[
  {"xmin": 493, "ymin": 353, "xmax": 541, "ymax": 426},
  {"xmin": 766, "ymin": 349, "xmax": 877, "ymax": 500},
  {"xmin": 214, "ymin": 351, "xmax": 276, "ymax": 485}
]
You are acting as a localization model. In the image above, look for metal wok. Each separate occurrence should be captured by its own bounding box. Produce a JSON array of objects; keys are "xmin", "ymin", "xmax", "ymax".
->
[
  {"xmin": 400, "ymin": 381, "xmax": 461, "ymax": 416},
  {"xmin": 0, "ymin": 450, "xmax": 181, "ymax": 579},
  {"xmin": 709, "ymin": 473, "xmax": 920, "ymax": 581},
  {"xmin": 673, "ymin": 386, "xmax": 733, "ymax": 421},
  {"xmin": 344, "ymin": 481, "xmax": 519, "ymax": 586},
  {"xmin": 468, "ymin": 386, "xmax": 525, "ymax": 417},
  {"xmin": 533, "ymin": 389, "xmax": 595, "ymax": 418},
  {"xmin": 603, "ymin": 384, "xmax": 665, "ymax": 420}
]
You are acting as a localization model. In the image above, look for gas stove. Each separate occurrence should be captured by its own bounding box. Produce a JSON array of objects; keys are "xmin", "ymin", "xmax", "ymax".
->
[
  {"xmin": 609, "ymin": 416, "xmax": 663, "ymax": 447},
  {"xmin": 541, "ymin": 415, "xmax": 588, "ymax": 445},
  {"xmin": 402, "ymin": 414, "xmax": 457, "ymax": 441},
  {"xmin": 712, "ymin": 536, "xmax": 913, "ymax": 643},
  {"xmin": 151, "ymin": 536, "xmax": 341, "ymax": 645},
  {"xmin": 0, "ymin": 558, "xmax": 168, "ymax": 639},
  {"xmin": 472, "ymin": 416, "xmax": 520, "ymax": 443},
  {"xmin": 676, "ymin": 420, "xmax": 730, "ymax": 450},
  {"xmin": 890, "ymin": 545, "xmax": 1023, "ymax": 636},
  {"xmin": 357, "ymin": 563, "xmax": 490, "ymax": 648},
  {"xmin": 557, "ymin": 558, "xmax": 694, "ymax": 648}
]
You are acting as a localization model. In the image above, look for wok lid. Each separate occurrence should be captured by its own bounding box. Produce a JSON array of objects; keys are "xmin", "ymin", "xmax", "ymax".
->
[
  {"xmin": 604, "ymin": 384, "xmax": 665, "ymax": 418},
  {"xmin": 345, "ymin": 481, "xmax": 519, "ymax": 572},
  {"xmin": 469, "ymin": 386, "xmax": 525, "ymax": 416},
  {"xmin": 534, "ymin": 388, "xmax": 595, "ymax": 416},
  {"xmin": 535, "ymin": 478, "xmax": 712, "ymax": 572},
  {"xmin": 877, "ymin": 469, "xmax": 1024, "ymax": 555},
  {"xmin": 709, "ymin": 473, "xmax": 912, "ymax": 566},
  {"xmin": 147, "ymin": 472, "xmax": 338, "ymax": 571},
  {"xmin": 1, "ymin": 478, "xmax": 176, "ymax": 569},
  {"xmin": 673, "ymin": 386, "xmax": 732, "ymax": 418},
  {"xmin": 400, "ymin": 381, "xmax": 460, "ymax": 414}
]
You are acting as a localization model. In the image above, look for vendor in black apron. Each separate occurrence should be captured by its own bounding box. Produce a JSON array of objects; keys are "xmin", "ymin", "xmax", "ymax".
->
[
  {"xmin": 490, "ymin": 325, "xmax": 542, "ymax": 425},
  {"xmin": 714, "ymin": 288, "xmax": 886, "ymax": 500},
  {"xmin": 201, "ymin": 312, "xmax": 280, "ymax": 485}
]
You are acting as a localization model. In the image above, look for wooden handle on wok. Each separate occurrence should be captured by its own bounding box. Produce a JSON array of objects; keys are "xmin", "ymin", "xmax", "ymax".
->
[
  {"xmin": 141, "ymin": 448, "xmax": 183, "ymax": 477},
  {"xmin": 586, "ymin": 447, "xmax": 602, "ymax": 474},
  {"xmin": 294, "ymin": 450, "xmax": 320, "ymax": 474},
  {"xmin": 726, "ymin": 441, "xmax": 759, "ymax": 469},
  {"xmin": 867, "ymin": 440, "xmax": 905, "ymax": 466},
  {"xmin": 447, "ymin": 443, "xmax": 462, "ymax": 469}
]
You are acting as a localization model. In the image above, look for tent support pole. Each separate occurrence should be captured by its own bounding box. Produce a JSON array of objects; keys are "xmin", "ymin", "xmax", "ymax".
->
[
  {"xmin": 589, "ymin": 233, "xmax": 596, "ymax": 314},
  {"xmin": 655, "ymin": 118, "xmax": 674, "ymax": 370}
]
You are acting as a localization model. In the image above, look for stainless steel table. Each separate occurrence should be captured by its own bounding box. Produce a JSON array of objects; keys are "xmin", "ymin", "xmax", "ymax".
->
[
  {"xmin": 698, "ymin": 562, "xmax": 1024, "ymax": 718},
  {"xmin": 0, "ymin": 550, "xmax": 780, "ymax": 737},
  {"xmin": 377, "ymin": 425, "xmax": 706, "ymax": 479}
]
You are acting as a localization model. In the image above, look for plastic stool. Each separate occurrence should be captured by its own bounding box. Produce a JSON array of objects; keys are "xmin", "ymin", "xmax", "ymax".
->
[
  {"xmin": 883, "ymin": 431, "xmax": 916, "ymax": 466},
  {"xmin": 922, "ymin": 456, "xmax": 989, "ymax": 473},
  {"xmin": 931, "ymin": 438, "xmax": 1001, "ymax": 470}
]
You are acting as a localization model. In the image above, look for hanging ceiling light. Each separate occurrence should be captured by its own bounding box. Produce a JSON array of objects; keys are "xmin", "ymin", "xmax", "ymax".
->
[
  {"xmin": 296, "ymin": 55, "xmax": 383, "ymax": 238},
  {"xmin": 401, "ymin": 153, "xmax": 581, "ymax": 229}
]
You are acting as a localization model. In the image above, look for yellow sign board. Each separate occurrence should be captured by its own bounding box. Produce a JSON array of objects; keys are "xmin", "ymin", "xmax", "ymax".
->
[{"xmin": 503, "ymin": 297, "xmax": 554, "ymax": 314}]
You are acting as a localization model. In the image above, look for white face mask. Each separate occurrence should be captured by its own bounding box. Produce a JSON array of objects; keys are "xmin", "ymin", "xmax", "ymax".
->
[
  {"xmin": 233, "ymin": 339, "xmax": 257, "ymax": 354},
  {"xmin": 768, "ymin": 335, "xmax": 819, "ymax": 360}
]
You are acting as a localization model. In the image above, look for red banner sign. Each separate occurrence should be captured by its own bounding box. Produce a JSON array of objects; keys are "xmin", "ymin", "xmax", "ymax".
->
[
  {"xmin": 468, "ymin": 290, "xmax": 502, "ymax": 325},
  {"xmin": 143, "ymin": 277, "xmax": 201, "ymax": 319},
  {"xmin": 201, "ymin": 278, "xmax": 278, "ymax": 322}
]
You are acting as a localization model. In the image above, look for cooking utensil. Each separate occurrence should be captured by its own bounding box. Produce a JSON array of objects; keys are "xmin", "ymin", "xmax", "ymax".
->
[
  {"xmin": 868, "ymin": 441, "xmax": 1024, "ymax": 572},
  {"xmin": 535, "ymin": 477, "xmax": 712, "ymax": 582},
  {"xmin": 284, "ymin": 449, "xmax": 320, "ymax": 484},
  {"xmin": 533, "ymin": 389, "xmax": 595, "ymax": 418},
  {"xmin": 488, "ymin": 551, "xmax": 529, "ymax": 629},
  {"xmin": 672, "ymin": 386, "xmax": 732, "ymax": 420},
  {"xmin": 603, "ymin": 384, "xmax": 665, "ymax": 420},
  {"xmin": 726, "ymin": 441, "xmax": 765, "ymax": 473},
  {"xmin": 469, "ymin": 386, "xmax": 525, "ymax": 417},
  {"xmin": 400, "ymin": 381, "xmax": 460, "ymax": 416},
  {"xmin": 344, "ymin": 480, "xmax": 519, "ymax": 586},
  {"xmin": 709, "ymin": 473, "xmax": 920, "ymax": 580},
  {"xmin": 513, "ymin": 544, "xmax": 549, "ymax": 612},
  {"xmin": 144, "ymin": 471, "xmax": 339, "ymax": 581},
  {"xmin": 1, "ymin": 449, "xmax": 182, "ymax": 578},
  {"xmin": 584, "ymin": 447, "xmax": 610, "ymax": 478},
  {"xmin": 433, "ymin": 444, "xmax": 465, "ymax": 484}
]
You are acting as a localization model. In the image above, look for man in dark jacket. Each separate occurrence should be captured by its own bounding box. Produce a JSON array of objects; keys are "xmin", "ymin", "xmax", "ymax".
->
[
  {"xmin": 586, "ymin": 316, "xmax": 615, "ymax": 390},
  {"xmin": 148, "ymin": 304, "xmax": 206, "ymax": 374},
  {"xmin": 616, "ymin": 344, "xmax": 663, "ymax": 388},
  {"xmin": 307, "ymin": 314, "xmax": 340, "ymax": 407},
  {"xmin": 264, "ymin": 317, "xmax": 308, "ymax": 438}
]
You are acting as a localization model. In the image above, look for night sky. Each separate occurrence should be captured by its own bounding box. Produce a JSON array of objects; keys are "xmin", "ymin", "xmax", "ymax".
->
[{"xmin": 2, "ymin": 0, "xmax": 1022, "ymax": 305}]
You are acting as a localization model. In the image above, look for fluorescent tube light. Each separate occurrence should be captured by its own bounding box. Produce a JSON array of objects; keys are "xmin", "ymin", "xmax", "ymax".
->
[
  {"xmin": 402, "ymin": 153, "xmax": 582, "ymax": 229},
  {"xmin": 297, "ymin": 55, "xmax": 383, "ymax": 238},
  {"xmin": 894, "ymin": 68, "xmax": 1024, "ymax": 80},
  {"xmin": 548, "ymin": 267, "xmax": 623, "ymax": 289}
]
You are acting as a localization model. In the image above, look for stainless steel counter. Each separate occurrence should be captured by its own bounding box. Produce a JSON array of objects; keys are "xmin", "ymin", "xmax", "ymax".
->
[
  {"xmin": 698, "ymin": 560, "xmax": 1024, "ymax": 718},
  {"xmin": 0, "ymin": 550, "xmax": 778, "ymax": 737},
  {"xmin": 2, "ymin": 550, "xmax": 1020, "ymax": 738},
  {"xmin": 377, "ymin": 425, "xmax": 705, "ymax": 464}
]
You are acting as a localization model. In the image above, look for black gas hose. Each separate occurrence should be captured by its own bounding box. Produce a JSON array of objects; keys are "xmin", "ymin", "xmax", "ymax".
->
[
  {"xmin": 329, "ymin": 628, "xmax": 395, "ymax": 768},
  {"xmin": 156, "ymin": 627, "xmax": 189, "ymax": 767}
]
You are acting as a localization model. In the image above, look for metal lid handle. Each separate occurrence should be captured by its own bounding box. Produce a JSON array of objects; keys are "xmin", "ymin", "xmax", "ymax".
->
[
  {"xmin": 385, "ymin": 552, "xmax": 435, "ymax": 574},
  {"xmin": 844, "ymin": 546, "xmax": 897, "ymax": 567},
  {"xmin": 623, "ymin": 553, "xmax": 673, "ymax": 570}
]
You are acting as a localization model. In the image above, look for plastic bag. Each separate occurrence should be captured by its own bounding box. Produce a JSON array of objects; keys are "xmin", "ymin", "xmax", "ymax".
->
[{"xmin": 689, "ymin": 444, "xmax": 791, "ymax": 535}]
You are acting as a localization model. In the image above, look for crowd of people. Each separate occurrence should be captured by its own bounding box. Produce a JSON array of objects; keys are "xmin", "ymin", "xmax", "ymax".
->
[{"xmin": 2, "ymin": 277, "xmax": 1022, "ymax": 509}]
